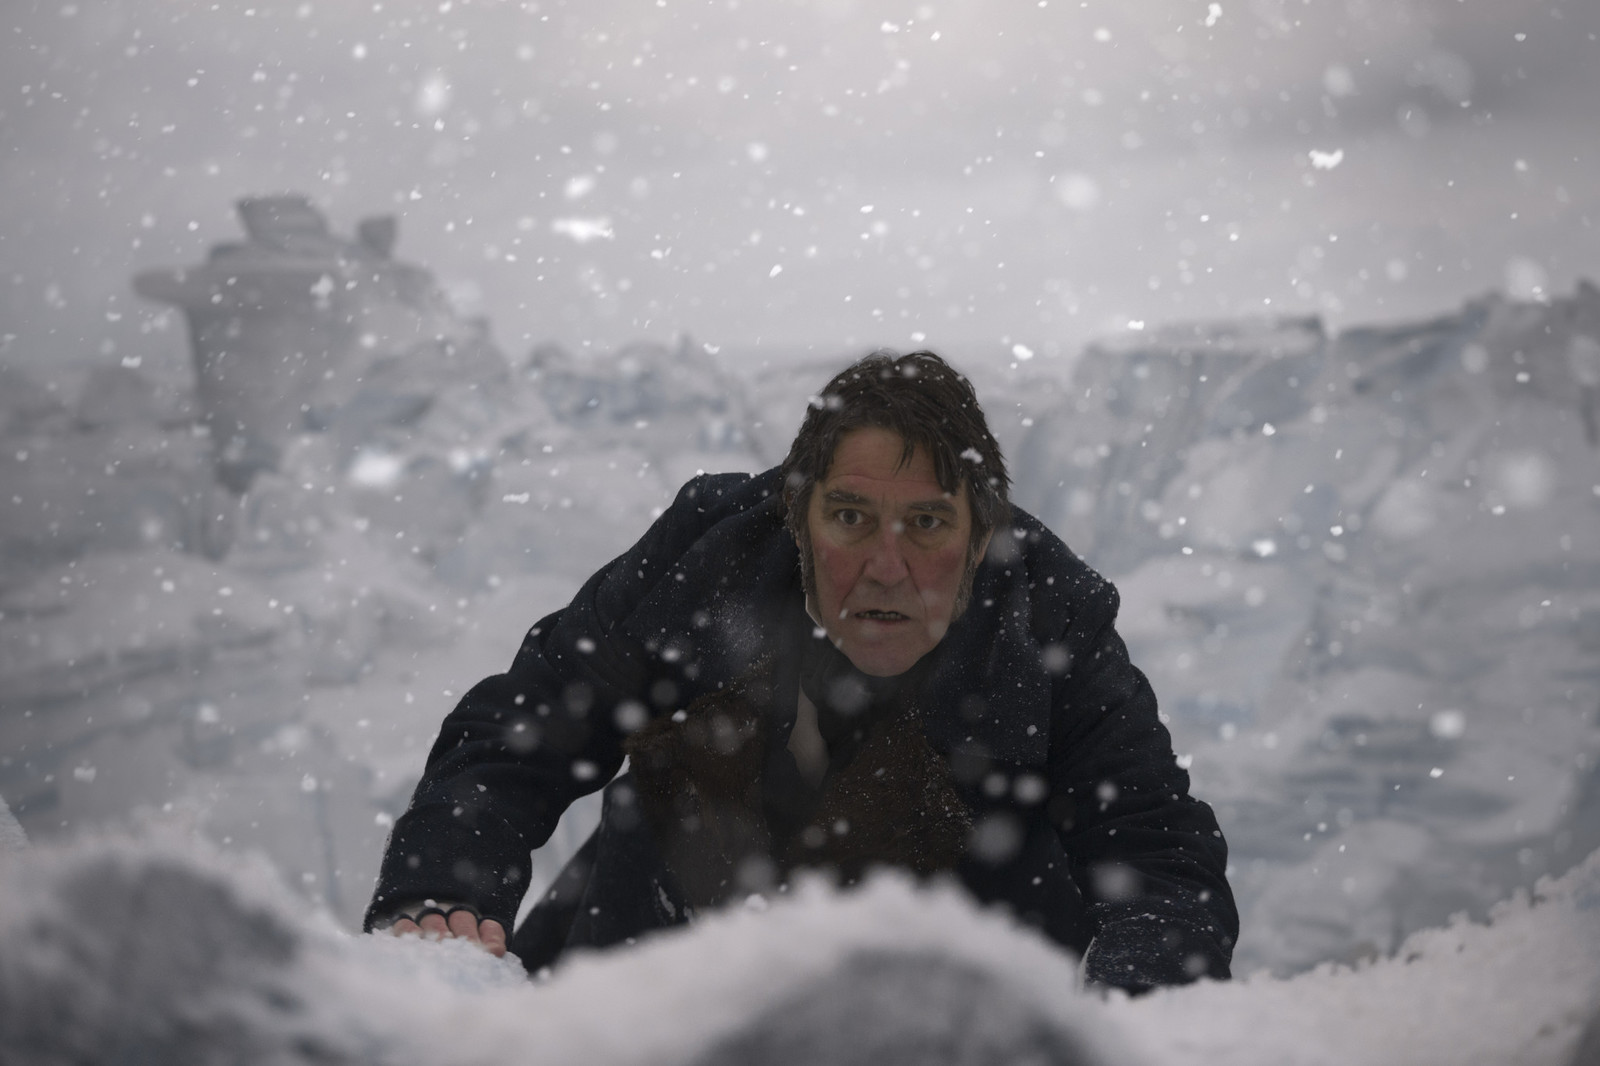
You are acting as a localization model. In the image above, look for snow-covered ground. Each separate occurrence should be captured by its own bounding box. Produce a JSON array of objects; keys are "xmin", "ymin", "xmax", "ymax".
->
[
  {"xmin": 3, "ymin": 829, "xmax": 1597, "ymax": 1065},
  {"xmin": 2, "ymin": 204, "xmax": 1599, "ymax": 1060}
]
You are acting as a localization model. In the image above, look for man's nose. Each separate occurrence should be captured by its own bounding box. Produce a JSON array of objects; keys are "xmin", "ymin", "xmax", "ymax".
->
[{"xmin": 862, "ymin": 522, "xmax": 910, "ymax": 583}]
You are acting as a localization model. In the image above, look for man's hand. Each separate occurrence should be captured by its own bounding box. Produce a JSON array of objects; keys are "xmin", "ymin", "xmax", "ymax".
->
[{"xmin": 387, "ymin": 902, "xmax": 508, "ymax": 958}]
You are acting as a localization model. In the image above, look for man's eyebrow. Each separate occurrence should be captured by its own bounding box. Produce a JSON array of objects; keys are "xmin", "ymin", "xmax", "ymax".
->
[{"xmin": 821, "ymin": 488, "xmax": 957, "ymax": 514}]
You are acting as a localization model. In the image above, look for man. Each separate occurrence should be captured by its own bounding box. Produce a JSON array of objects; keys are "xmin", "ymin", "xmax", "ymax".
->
[{"xmin": 367, "ymin": 350, "xmax": 1237, "ymax": 992}]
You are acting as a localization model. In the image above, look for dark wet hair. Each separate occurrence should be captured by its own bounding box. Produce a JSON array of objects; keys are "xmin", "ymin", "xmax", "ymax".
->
[{"xmin": 780, "ymin": 350, "xmax": 1011, "ymax": 552}]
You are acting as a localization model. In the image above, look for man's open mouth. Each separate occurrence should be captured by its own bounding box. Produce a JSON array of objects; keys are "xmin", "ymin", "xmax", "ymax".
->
[{"xmin": 855, "ymin": 610, "xmax": 908, "ymax": 620}]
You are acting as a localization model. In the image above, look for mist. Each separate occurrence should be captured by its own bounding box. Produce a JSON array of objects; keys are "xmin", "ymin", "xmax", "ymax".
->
[{"xmin": 4, "ymin": 0, "xmax": 1597, "ymax": 373}]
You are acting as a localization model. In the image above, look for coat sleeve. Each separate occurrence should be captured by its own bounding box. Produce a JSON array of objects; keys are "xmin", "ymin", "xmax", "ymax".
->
[
  {"xmin": 1043, "ymin": 577, "xmax": 1239, "ymax": 990},
  {"xmin": 364, "ymin": 474, "xmax": 748, "ymax": 931}
]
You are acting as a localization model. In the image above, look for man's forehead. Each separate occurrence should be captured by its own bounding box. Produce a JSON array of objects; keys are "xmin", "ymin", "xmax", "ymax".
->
[
  {"xmin": 819, "ymin": 426, "xmax": 967, "ymax": 500},
  {"xmin": 825, "ymin": 426, "xmax": 925, "ymax": 474}
]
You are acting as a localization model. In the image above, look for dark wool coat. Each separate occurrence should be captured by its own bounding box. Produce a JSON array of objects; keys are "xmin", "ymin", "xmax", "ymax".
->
[{"xmin": 366, "ymin": 468, "xmax": 1239, "ymax": 991}]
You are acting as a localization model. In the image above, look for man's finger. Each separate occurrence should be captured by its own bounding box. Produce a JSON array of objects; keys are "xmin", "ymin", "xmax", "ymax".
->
[
  {"xmin": 479, "ymin": 918, "xmax": 508, "ymax": 958},
  {"xmin": 388, "ymin": 916, "xmax": 421, "ymax": 938},
  {"xmin": 446, "ymin": 908, "xmax": 481, "ymax": 943},
  {"xmin": 417, "ymin": 911, "xmax": 451, "ymax": 940}
]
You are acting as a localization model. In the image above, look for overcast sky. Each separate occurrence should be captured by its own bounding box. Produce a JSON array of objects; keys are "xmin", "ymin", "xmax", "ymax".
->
[{"xmin": 3, "ymin": 0, "xmax": 1597, "ymax": 375}]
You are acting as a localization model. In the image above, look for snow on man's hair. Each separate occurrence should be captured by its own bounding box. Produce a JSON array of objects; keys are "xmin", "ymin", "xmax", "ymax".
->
[{"xmin": 780, "ymin": 349, "xmax": 1011, "ymax": 551}]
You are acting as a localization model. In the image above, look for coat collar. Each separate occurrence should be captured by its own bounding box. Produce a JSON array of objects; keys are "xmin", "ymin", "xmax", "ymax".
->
[{"xmin": 621, "ymin": 473, "xmax": 1053, "ymax": 769}]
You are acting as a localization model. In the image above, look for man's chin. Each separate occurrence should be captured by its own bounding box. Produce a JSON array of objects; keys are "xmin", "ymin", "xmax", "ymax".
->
[{"xmin": 836, "ymin": 628, "xmax": 930, "ymax": 678}]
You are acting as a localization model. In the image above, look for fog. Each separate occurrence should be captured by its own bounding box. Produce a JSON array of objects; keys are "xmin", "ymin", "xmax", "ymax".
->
[{"xmin": 3, "ymin": 0, "xmax": 1597, "ymax": 371}]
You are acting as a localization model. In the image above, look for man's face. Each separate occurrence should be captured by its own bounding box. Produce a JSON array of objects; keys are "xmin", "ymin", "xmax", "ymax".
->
[{"xmin": 804, "ymin": 426, "xmax": 984, "ymax": 677}]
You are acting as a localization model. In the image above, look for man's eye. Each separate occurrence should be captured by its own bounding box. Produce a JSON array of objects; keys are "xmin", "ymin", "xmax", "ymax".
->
[
  {"xmin": 911, "ymin": 514, "xmax": 944, "ymax": 531},
  {"xmin": 836, "ymin": 509, "xmax": 863, "ymax": 526}
]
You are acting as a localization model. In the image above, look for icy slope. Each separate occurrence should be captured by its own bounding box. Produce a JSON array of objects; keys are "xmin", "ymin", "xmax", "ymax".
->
[
  {"xmin": 3, "ymin": 260, "xmax": 1598, "ymax": 982},
  {"xmin": 1006, "ymin": 287, "xmax": 1600, "ymax": 973}
]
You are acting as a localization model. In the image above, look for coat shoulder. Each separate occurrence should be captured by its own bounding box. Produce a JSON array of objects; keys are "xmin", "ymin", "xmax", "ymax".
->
[
  {"xmin": 623, "ymin": 468, "xmax": 785, "ymax": 580},
  {"xmin": 660, "ymin": 467, "xmax": 784, "ymax": 536},
  {"xmin": 995, "ymin": 505, "xmax": 1120, "ymax": 640}
]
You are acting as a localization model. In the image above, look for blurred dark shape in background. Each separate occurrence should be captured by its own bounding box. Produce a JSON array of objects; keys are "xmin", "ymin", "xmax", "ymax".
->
[{"xmin": 134, "ymin": 195, "xmax": 505, "ymax": 497}]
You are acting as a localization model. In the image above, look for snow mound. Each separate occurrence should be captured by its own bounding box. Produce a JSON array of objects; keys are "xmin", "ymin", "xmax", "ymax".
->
[
  {"xmin": 0, "ymin": 834, "xmax": 526, "ymax": 1066},
  {"xmin": 1114, "ymin": 843, "xmax": 1600, "ymax": 1066},
  {"xmin": 0, "ymin": 837, "xmax": 377, "ymax": 1065},
  {"xmin": 3, "ymin": 832, "xmax": 1598, "ymax": 1066},
  {"xmin": 687, "ymin": 949, "xmax": 1103, "ymax": 1066},
  {"xmin": 0, "ymin": 834, "xmax": 1121, "ymax": 1066}
]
